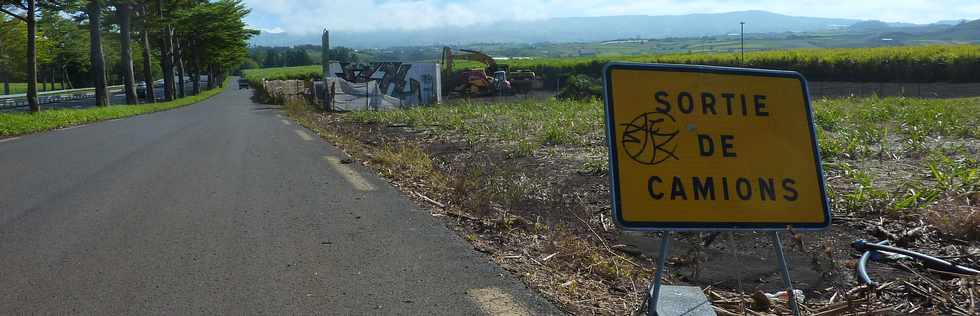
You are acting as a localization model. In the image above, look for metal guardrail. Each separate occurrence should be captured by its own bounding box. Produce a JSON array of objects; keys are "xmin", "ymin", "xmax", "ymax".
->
[{"xmin": 0, "ymin": 85, "xmax": 124, "ymax": 110}]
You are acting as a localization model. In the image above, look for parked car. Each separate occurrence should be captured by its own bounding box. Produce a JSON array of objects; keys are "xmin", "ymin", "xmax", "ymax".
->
[
  {"xmin": 137, "ymin": 82, "xmax": 147, "ymax": 98},
  {"xmin": 238, "ymin": 79, "xmax": 249, "ymax": 89}
]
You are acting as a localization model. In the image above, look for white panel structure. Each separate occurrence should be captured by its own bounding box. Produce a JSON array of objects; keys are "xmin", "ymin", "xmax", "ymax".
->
[{"xmin": 324, "ymin": 62, "xmax": 441, "ymax": 111}]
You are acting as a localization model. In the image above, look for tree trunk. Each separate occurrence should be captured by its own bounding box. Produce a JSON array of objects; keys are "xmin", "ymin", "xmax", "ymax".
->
[
  {"xmin": 26, "ymin": 1, "xmax": 39, "ymax": 112},
  {"xmin": 176, "ymin": 58, "xmax": 185, "ymax": 97},
  {"xmin": 49, "ymin": 66, "xmax": 55, "ymax": 91},
  {"xmin": 63, "ymin": 67, "xmax": 73, "ymax": 89},
  {"xmin": 89, "ymin": 0, "xmax": 109, "ymax": 106},
  {"xmin": 190, "ymin": 46, "xmax": 200, "ymax": 95},
  {"xmin": 156, "ymin": 0, "xmax": 175, "ymax": 101},
  {"xmin": 118, "ymin": 3, "xmax": 138, "ymax": 104},
  {"xmin": 140, "ymin": 27, "xmax": 155, "ymax": 103},
  {"xmin": 0, "ymin": 35, "xmax": 5, "ymax": 95},
  {"xmin": 60, "ymin": 66, "xmax": 65, "ymax": 90},
  {"xmin": 174, "ymin": 38, "xmax": 185, "ymax": 98},
  {"xmin": 207, "ymin": 64, "xmax": 215, "ymax": 90}
]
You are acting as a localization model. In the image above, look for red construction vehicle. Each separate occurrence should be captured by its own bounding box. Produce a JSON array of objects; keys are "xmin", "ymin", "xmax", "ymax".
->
[{"xmin": 441, "ymin": 47, "xmax": 512, "ymax": 96}]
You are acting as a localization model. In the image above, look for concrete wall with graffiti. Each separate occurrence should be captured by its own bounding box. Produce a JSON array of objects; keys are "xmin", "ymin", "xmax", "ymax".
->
[{"xmin": 325, "ymin": 62, "xmax": 441, "ymax": 106}]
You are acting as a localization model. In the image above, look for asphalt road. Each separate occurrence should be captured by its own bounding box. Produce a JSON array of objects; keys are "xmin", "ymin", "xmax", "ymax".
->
[{"xmin": 0, "ymin": 82, "xmax": 560, "ymax": 315}]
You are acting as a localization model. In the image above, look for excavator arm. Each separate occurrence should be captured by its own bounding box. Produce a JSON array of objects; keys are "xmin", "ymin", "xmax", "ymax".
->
[
  {"xmin": 456, "ymin": 49, "xmax": 497, "ymax": 71},
  {"xmin": 441, "ymin": 47, "xmax": 511, "ymax": 96},
  {"xmin": 441, "ymin": 47, "xmax": 498, "ymax": 76}
]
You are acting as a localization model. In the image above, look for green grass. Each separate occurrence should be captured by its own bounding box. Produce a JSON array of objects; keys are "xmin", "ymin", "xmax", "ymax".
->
[
  {"xmin": 342, "ymin": 96, "xmax": 980, "ymax": 228},
  {"xmin": 348, "ymin": 96, "xmax": 980, "ymax": 154},
  {"xmin": 812, "ymin": 97, "xmax": 979, "ymax": 222},
  {"xmin": 3, "ymin": 83, "xmax": 28, "ymax": 94},
  {"xmin": 0, "ymin": 78, "xmax": 230, "ymax": 137},
  {"xmin": 347, "ymin": 98, "xmax": 605, "ymax": 152},
  {"xmin": 242, "ymin": 65, "xmax": 321, "ymax": 81},
  {"xmin": 4, "ymin": 83, "xmax": 118, "ymax": 94},
  {"xmin": 813, "ymin": 96, "xmax": 980, "ymax": 159},
  {"xmin": 3, "ymin": 83, "xmax": 91, "ymax": 94}
]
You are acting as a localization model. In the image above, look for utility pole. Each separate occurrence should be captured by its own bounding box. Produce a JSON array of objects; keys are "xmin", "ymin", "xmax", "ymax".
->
[
  {"xmin": 740, "ymin": 21, "xmax": 745, "ymax": 66},
  {"xmin": 322, "ymin": 29, "xmax": 330, "ymax": 109}
]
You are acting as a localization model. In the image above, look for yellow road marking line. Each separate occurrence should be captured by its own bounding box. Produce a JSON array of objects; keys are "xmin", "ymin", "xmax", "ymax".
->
[
  {"xmin": 324, "ymin": 156, "xmax": 375, "ymax": 191},
  {"xmin": 294, "ymin": 129, "xmax": 313, "ymax": 141},
  {"xmin": 467, "ymin": 287, "xmax": 531, "ymax": 316}
]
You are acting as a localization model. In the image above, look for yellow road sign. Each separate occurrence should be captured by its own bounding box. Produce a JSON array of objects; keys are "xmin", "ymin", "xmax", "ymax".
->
[{"xmin": 603, "ymin": 63, "xmax": 830, "ymax": 230}]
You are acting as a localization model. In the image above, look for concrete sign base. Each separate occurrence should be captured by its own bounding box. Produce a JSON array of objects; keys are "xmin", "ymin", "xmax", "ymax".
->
[{"xmin": 656, "ymin": 285, "xmax": 716, "ymax": 316}]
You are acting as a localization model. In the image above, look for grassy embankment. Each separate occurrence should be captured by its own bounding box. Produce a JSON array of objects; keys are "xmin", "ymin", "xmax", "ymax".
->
[
  {"xmin": 0, "ymin": 78, "xmax": 229, "ymax": 137},
  {"xmin": 285, "ymin": 95, "xmax": 979, "ymax": 314}
]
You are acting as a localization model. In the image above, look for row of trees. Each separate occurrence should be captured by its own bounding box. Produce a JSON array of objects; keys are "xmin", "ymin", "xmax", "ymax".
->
[
  {"xmin": 245, "ymin": 45, "xmax": 361, "ymax": 70},
  {"xmin": 0, "ymin": 0, "xmax": 256, "ymax": 112}
]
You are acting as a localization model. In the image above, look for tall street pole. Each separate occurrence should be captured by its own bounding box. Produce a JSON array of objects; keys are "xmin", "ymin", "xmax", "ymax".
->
[
  {"xmin": 328, "ymin": 29, "xmax": 330, "ymax": 77},
  {"xmin": 740, "ymin": 21, "xmax": 745, "ymax": 65}
]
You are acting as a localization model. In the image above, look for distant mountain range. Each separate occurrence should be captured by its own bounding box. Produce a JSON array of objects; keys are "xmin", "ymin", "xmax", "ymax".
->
[
  {"xmin": 249, "ymin": 10, "xmax": 975, "ymax": 48},
  {"xmin": 899, "ymin": 19, "xmax": 980, "ymax": 41}
]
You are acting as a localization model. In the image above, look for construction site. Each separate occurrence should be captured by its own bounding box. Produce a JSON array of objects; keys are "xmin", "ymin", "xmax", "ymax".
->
[{"xmin": 302, "ymin": 29, "xmax": 550, "ymax": 111}]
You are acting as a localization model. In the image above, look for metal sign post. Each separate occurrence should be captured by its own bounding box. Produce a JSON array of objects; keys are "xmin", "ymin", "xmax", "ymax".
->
[
  {"xmin": 770, "ymin": 231, "xmax": 801, "ymax": 316},
  {"xmin": 647, "ymin": 231, "xmax": 670, "ymax": 316}
]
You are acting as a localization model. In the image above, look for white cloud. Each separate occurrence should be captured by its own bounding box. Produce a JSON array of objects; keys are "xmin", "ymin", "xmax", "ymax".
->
[
  {"xmin": 242, "ymin": 0, "xmax": 980, "ymax": 35},
  {"xmin": 252, "ymin": 26, "xmax": 285, "ymax": 34}
]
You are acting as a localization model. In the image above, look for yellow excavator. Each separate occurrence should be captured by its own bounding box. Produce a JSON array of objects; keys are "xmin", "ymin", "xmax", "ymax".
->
[{"xmin": 441, "ymin": 47, "xmax": 512, "ymax": 96}]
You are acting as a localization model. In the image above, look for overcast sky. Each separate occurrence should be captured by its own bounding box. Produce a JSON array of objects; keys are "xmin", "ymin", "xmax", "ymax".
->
[{"xmin": 242, "ymin": 0, "xmax": 980, "ymax": 34}]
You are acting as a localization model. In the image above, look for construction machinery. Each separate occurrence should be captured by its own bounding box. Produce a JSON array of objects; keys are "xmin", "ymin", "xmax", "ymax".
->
[
  {"xmin": 441, "ymin": 47, "xmax": 512, "ymax": 96},
  {"xmin": 508, "ymin": 70, "xmax": 540, "ymax": 94}
]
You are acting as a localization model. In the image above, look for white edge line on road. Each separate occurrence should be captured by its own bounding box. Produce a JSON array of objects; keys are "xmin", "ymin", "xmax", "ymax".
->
[
  {"xmin": 294, "ymin": 129, "xmax": 313, "ymax": 141},
  {"xmin": 324, "ymin": 156, "xmax": 376, "ymax": 191},
  {"xmin": 281, "ymin": 119, "xmax": 292, "ymax": 126},
  {"xmin": 467, "ymin": 287, "xmax": 531, "ymax": 316},
  {"xmin": 57, "ymin": 124, "xmax": 88, "ymax": 131},
  {"xmin": 0, "ymin": 136, "xmax": 21, "ymax": 143}
]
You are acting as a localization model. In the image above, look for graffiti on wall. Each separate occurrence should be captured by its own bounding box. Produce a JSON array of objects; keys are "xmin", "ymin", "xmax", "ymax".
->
[{"xmin": 327, "ymin": 62, "xmax": 439, "ymax": 106}]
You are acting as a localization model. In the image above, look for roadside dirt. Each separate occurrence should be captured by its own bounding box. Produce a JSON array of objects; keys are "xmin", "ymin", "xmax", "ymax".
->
[{"xmin": 293, "ymin": 108, "xmax": 979, "ymax": 315}]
